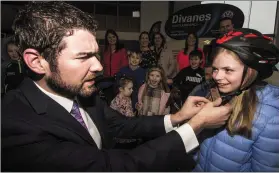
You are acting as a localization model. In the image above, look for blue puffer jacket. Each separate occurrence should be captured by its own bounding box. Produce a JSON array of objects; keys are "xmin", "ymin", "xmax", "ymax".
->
[{"xmin": 193, "ymin": 84, "xmax": 279, "ymax": 172}]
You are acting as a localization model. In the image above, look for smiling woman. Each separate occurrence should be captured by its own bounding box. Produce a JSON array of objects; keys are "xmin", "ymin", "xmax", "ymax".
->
[{"xmin": 102, "ymin": 29, "xmax": 128, "ymax": 77}]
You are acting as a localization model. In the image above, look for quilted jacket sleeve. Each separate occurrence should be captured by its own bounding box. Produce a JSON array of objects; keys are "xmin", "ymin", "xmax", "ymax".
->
[{"xmin": 251, "ymin": 111, "xmax": 279, "ymax": 171}]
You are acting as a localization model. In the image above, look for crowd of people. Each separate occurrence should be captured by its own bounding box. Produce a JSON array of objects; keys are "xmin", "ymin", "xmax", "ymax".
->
[{"xmin": 1, "ymin": 1, "xmax": 279, "ymax": 172}]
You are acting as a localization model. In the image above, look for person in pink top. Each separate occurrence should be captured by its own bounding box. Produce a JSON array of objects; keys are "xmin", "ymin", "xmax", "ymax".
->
[
  {"xmin": 102, "ymin": 29, "xmax": 128, "ymax": 77},
  {"xmin": 176, "ymin": 32, "xmax": 205, "ymax": 71}
]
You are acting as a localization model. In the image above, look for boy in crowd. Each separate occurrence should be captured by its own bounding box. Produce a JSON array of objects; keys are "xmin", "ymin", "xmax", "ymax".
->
[
  {"xmin": 115, "ymin": 51, "xmax": 146, "ymax": 111},
  {"xmin": 173, "ymin": 50, "xmax": 205, "ymax": 102},
  {"xmin": 1, "ymin": 40, "xmax": 26, "ymax": 96}
]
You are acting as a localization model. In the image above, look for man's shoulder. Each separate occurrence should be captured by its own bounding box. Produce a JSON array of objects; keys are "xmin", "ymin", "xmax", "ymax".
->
[
  {"xmin": 2, "ymin": 89, "xmax": 33, "ymax": 118},
  {"xmin": 2, "ymin": 89, "xmax": 23, "ymax": 105}
]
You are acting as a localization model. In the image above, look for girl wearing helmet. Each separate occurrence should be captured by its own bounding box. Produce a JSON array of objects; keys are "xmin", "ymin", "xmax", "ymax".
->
[{"xmin": 192, "ymin": 28, "xmax": 279, "ymax": 172}]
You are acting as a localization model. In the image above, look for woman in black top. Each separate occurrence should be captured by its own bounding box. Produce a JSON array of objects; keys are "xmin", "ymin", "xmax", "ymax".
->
[{"xmin": 138, "ymin": 31, "xmax": 157, "ymax": 69}]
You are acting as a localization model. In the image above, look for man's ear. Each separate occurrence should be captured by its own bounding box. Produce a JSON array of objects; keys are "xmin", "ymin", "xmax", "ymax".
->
[{"xmin": 23, "ymin": 48, "xmax": 48, "ymax": 75}]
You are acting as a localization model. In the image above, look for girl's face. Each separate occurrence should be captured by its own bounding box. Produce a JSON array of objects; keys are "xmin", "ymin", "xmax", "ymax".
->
[
  {"xmin": 140, "ymin": 33, "xmax": 149, "ymax": 47},
  {"xmin": 120, "ymin": 82, "xmax": 133, "ymax": 97},
  {"xmin": 148, "ymin": 70, "xmax": 162, "ymax": 88},
  {"xmin": 187, "ymin": 34, "xmax": 197, "ymax": 46},
  {"xmin": 212, "ymin": 51, "xmax": 244, "ymax": 93},
  {"xmin": 129, "ymin": 53, "xmax": 141, "ymax": 66},
  {"xmin": 7, "ymin": 43, "xmax": 20, "ymax": 60},
  {"xmin": 107, "ymin": 33, "xmax": 117, "ymax": 45}
]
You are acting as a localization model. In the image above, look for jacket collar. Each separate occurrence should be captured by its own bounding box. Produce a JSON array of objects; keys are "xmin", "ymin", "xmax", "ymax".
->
[
  {"xmin": 19, "ymin": 78, "xmax": 98, "ymax": 146},
  {"xmin": 19, "ymin": 78, "xmax": 49, "ymax": 115}
]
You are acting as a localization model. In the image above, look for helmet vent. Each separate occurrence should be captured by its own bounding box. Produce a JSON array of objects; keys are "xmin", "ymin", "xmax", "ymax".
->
[
  {"xmin": 240, "ymin": 37, "xmax": 246, "ymax": 41},
  {"xmin": 252, "ymin": 52, "xmax": 262, "ymax": 58}
]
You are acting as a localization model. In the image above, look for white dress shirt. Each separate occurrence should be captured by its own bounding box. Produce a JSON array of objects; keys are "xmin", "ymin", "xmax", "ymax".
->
[{"xmin": 34, "ymin": 82, "xmax": 199, "ymax": 152}]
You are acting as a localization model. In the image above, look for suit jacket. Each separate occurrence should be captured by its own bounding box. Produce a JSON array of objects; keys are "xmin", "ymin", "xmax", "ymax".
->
[{"xmin": 1, "ymin": 78, "xmax": 195, "ymax": 171}]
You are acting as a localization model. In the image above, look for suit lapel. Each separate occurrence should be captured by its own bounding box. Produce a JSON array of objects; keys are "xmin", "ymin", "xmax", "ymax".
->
[
  {"xmin": 79, "ymin": 96, "xmax": 110, "ymax": 149},
  {"xmin": 20, "ymin": 78, "xmax": 97, "ymax": 146},
  {"xmin": 45, "ymin": 100, "xmax": 97, "ymax": 146}
]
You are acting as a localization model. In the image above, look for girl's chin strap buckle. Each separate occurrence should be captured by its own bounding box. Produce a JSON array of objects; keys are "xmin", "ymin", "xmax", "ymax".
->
[{"xmin": 220, "ymin": 90, "xmax": 242, "ymax": 105}]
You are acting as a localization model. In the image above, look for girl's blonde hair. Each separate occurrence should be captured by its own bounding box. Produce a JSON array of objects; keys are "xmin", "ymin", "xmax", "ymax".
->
[
  {"xmin": 127, "ymin": 50, "xmax": 142, "ymax": 59},
  {"xmin": 142, "ymin": 66, "xmax": 170, "ymax": 96},
  {"xmin": 211, "ymin": 47, "xmax": 259, "ymax": 138}
]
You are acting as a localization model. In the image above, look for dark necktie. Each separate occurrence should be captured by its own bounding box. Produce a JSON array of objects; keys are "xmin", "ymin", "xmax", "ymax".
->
[{"xmin": 70, "ymin": 100, "xmax": 87, "ymax": 129}]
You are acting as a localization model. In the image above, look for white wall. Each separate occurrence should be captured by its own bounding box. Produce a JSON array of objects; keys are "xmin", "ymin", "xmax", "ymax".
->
[
  {"xmin": 140, "ymin": 1, "xmax": 169, "ymax": 32},
  {"xmin": 249, "ymin": 1, "xmax": 277, "ymax": 34}
]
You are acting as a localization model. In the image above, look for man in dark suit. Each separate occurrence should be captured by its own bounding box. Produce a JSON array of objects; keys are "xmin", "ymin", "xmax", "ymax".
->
[{"xmin": 1, "ymin": 2, "xmax": 232, "ymax": 171}]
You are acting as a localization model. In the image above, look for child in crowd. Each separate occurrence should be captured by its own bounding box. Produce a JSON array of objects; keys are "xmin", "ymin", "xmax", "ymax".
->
[
  {"xmin": 115, "ymin": 51, "xmax": 146, "ymax": 111},
  {"xmin": 137, "ymin": 66, "xmax": 170, "ymax": 116},
  {"xmin": 110, "ymin": 77, "xmax": 142, "ymax": 149},
  {"xmin": 110, "ymin": 77, "xmax": 134, "ymax": 117},
  {"xmin": 173, "ymin": 50, "xmax": 205, "ymax": 102},
  {"xmin": 1, "ymin": 40, "xmax": 26, "ymax": 96}
]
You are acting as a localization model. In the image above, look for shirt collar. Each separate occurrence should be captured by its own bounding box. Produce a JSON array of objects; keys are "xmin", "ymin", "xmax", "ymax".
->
[{"xmin": 33, "ymin": 82, "xmax": 74, "ymax": 113}]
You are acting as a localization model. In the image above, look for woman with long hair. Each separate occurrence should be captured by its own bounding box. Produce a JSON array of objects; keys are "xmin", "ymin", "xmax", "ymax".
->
[
  {"xmin": 176, "ymin": 32, "xmax": 205, "ymax": 71},
  {"xmin": 102, "ymin": 29, "xmax": 128, "ymax": 77},
  {"xmin": 151, "ymin": 32, "xmax": 177, "ymax": 85},
  {"xmin": 192, "ymin": 29, "xmax": 279, "ymax": 171},
  {"xmin": 138, "ymin": 31, "xmax": 157, "ymax": 69}
]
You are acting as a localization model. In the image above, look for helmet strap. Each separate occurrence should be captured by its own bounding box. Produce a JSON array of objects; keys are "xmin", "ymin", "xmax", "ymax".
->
[{"xmin": 238, "ymin": 65, "xmax": 248, "ymax": 93}]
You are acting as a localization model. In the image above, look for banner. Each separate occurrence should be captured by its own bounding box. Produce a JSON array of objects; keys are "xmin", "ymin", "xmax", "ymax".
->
[{"xmin": 164, "ymin": 3, "xmax": 245, "ymax": 39}]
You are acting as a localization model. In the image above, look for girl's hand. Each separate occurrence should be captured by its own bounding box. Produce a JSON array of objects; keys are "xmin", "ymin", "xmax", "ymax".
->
[{"xmin": 135, "ymin": 102, "xmax": 142, "ymax": 110}]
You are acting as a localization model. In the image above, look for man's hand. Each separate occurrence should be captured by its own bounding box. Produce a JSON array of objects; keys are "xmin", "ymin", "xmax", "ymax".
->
[
  {"xmin": 170, "ymin": 96, "xmax": 210, "ymax": 126},
  {"xmin": 188, "ymin": 98, "xmax": 232, "ymax": 134}
]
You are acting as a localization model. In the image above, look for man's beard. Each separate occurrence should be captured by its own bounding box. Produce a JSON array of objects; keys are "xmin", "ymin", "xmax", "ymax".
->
[{"xmin": 46, "ymin": 70, "xmax": 97, "ymax": 99}]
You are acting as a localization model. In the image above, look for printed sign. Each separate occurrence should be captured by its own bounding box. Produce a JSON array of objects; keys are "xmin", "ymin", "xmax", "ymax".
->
[{"xmin": 165, "ymin": 3, "xmax": 245, "ymax": 39}]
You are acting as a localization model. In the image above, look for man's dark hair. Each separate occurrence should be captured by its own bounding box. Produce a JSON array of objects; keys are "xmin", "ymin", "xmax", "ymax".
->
[
  {"xmin": 12, "ymin": 1, "xmax": 98, "ymax": 78},
  {"xmin": 189, "ymin": 50, "xmax": 203, "ymax": 60},
  {"xmin": 219, "ymin": 17, "xmax": 233, "ymax": 24}
]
